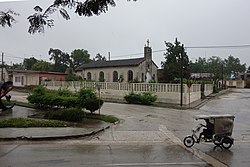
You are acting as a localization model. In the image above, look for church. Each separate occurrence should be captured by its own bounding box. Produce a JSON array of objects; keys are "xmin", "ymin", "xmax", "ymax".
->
[{"xmin": 75, "ymin": 42, "xmax": 158, "ymax": 83}]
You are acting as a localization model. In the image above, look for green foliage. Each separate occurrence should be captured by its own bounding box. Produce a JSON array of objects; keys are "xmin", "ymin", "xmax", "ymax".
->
[
  {"xmin": 65, "ymin": 73, "xmax": 83, "ymax": 81},
  {"xmin": 161, "ymin": 38, "xmax": 191, "ymax": 83},
  {"xmin": 27, "ymin": 86, "xmax": 104, "ymax": 112},
  {"xmin": 0, "ymin": 118, "xmax": 69, "ymax": 128},
  {"xmin": 71, "ymin": 49, "xmax": 92, "ymax": 68},
  {"xmin": 23, "ymin": 57, "xmax": 38, "ymax": 70},
  {"xmin": 44, "ymin": 109, "xmax": 85, "ymax": 122},
  {"xmin": 49, "ymin": 48, "xmax": 72, "ymax": 73},
  {"xmin": 85, "ymin": 113, "xmax": 119, "ymax": 123},
  {"xmin": 85, "ymin": 98, "xmax": 104, "ymax": 113},
  {"xmin": 190, "ymin": 55, "xmax": 246, "ymax": 80},
  {"xmin": 94, "ymin": 53, "xmax": 106, "ymax": 61},
  {"xmin": 78, "ymin": 88, "xmax": 103, "ymax": 113},
  {"xmin": 31, "ymin": 60, "xmax": 52, "ymax": 72},
  {"xmin": 124, "ymin": 92, "xmax": 157, "ymax": 105},
  {"xmin": 57, "ymin": 88, "xmax": 75, "ymax": 97},
  {"xmin": 27, "ymin": 86, "xmax": 78, "ymax": 108}
]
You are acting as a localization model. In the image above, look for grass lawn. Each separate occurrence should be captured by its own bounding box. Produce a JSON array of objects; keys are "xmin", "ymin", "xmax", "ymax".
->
[{"xmin": 0, "ymin": 118, "xmax": 69, "ymax": 128}]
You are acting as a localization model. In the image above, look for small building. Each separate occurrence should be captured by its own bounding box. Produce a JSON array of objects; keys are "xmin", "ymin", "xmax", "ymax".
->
[
  {"xmin": 13, "ymin": 70, "xmax": 66, "ymax": 87},
  {"xmin": 225, "ymin": 80, "xmax": 245, "ymax": 88},
  {"xmin": 191, "ymin": 73, "xmax": 214, "ymax": 80},
  {"xmin": 75, "ymin": 44, "xmax": 158, "ymax": 83},
  {"xmin": 0, "ymin": 67, "xmax": 11, "ymax": 82}
]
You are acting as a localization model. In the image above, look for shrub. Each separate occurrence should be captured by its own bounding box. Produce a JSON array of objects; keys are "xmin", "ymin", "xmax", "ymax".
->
[
  {"xmin": 44, "ymin": 109, "xmax": 85, "ymax": 122},
  {"xmin": 28, "ymin": 86, "xmax": 103, "ymax": 110},
  {"xmin": 78, "ymin": 88, "xmax": 98, "ymax": 108},
  {"xmin": 27, "ymin": 86, "xmax": 78, "ymax": 108},
  {"xmin": 85, "ymin": 98, "xmax": 104, "ymax": 113},
  {"xmin": 124, "ymin": 92, "xmax": 157, "ymax": 105},
  {"xmin": 85, "ymin": 113, "xmax": 119, "ymax": 123},
  {"xmin": 57, "ymin": 88, "xmax": 75, "ymax": 97},
  {"xmin": 140, "ymin": 92, "xmax": 157, "ymax": 105}
]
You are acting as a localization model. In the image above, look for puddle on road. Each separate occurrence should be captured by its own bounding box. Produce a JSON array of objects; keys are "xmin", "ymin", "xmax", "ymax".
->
[{"xmin": 0, "ymin": 106, "xmax": 36, "ymax": 120}]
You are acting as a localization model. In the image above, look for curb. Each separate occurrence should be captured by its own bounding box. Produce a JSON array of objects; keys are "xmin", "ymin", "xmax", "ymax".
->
[{"xmin": 0, "ymin": 125, "xmax": 111, "ymax": 141}]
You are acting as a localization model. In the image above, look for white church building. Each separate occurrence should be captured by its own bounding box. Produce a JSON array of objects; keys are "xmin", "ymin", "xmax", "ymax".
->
[{"xmin": 75, "ymin": 44, "xmax": 158, "ymax": 83}]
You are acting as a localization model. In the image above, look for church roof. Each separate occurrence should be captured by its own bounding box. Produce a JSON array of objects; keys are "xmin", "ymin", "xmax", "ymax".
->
[{"xmin": 75, "ymin": 58, "xmax": 145, "ymax": 71}]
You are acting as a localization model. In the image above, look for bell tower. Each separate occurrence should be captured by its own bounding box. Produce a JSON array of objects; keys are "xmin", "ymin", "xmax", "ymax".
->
[{"xmin": 144, "ymin": 40, "xmax": 152, "ymax": 82}]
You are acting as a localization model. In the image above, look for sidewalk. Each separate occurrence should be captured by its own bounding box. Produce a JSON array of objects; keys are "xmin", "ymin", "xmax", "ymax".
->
[{"xmin": 0, "ymin": 122, "xmax": 111, "ymax": 141}]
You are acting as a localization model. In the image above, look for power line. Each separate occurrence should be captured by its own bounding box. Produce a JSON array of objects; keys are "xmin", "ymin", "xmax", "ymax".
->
[
  {"xmin": 2, "ymin": 44, "xmax": 250, "ymax": 61},
  {"xmin": 185, "ymin": 44, "xmax": 250, "ymax": 49},
  {"xmin": 112, "ymin": 44, "xmax": 250, "ymax": 58}
]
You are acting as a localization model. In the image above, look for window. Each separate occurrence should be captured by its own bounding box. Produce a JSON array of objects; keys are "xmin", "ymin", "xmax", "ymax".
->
[
  {"xmin": 127, "ymin": 70, "xmax": 133, "ymax": 82},
  {"xmin": 152, "ymin": 74, "xmax": 155, "ymax": 80},
  {"xmin": 99, "ymin": 71, "xmax": 104, "ymax": 82},
  {"xmin": 113, "ymin": 71, "xmax": 118, "ymax": 82},
  {"xmin": 141, "ymin": 73, "xmax": 144, "ymax": 82},
  {"xmin": 15, "ymin": 76, "xmax": 21, "ymax": 82},
  {"xmin": 87, "ymin": 72, "xmax": 91, "ymax": 80}
]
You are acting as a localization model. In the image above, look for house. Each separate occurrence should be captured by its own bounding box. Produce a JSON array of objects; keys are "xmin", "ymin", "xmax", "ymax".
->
[
  {"xmin": 13, "ymin": 70, "xmax": 66, "ymax": 87},
  {"xmin": 0, "ymin": 67, "xmax": 12, "ymax": 82},
  {"xmin": 225, "ymin": 80, "xmax": 245, "ymax": 88},
  {"xmin": 75, "ymin": 44, "xmax": 158, "ymax": 82}
]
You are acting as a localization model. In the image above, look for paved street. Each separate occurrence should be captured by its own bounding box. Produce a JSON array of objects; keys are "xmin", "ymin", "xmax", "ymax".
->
[{"xmin": 0, "ymin": 89, "xmax": 250, "ymax": 166}]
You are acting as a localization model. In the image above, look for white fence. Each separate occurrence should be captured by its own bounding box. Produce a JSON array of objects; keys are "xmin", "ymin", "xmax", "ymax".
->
[{"xmin": 43, "ymin": 81, "xmax": 213, "ymax": 105}]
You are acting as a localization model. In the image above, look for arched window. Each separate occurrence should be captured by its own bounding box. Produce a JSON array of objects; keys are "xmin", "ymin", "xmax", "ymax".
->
[
  {"xmin": 141, "ymin": 73, "xmax": 144, "ymax": 82},
  {"xmin": 127, "ymin": 70, "xmax": 133, "ymax": 82},
  {"xmin": 87, "ymin": 72, "xmax": 91, "ymax": 80},
  {"xmin": 152, "ymin": 74, "xmax": 155, "ymax": 80},
  {"xmin": 113, "ymin": 71, "xmax": 118, "ymax": 82},
  {"xmin": 99, "ymin": 71, "xmax": 104, "ymax": 82}
]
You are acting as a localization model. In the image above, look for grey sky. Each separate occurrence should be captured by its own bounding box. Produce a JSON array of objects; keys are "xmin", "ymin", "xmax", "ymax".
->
[{"xmin": 1, "ymin": 0, "xmax": 250, "ymax": 68}]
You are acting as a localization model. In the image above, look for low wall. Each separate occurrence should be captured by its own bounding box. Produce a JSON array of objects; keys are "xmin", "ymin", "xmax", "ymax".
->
[{"xmin": 44, "ymin": 81, "xmax": 213, "ymax": 105}]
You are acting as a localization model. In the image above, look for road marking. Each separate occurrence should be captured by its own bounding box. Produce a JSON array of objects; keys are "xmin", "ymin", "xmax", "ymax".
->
[{"xmin": 104, "ymin": 162, "xmax": 206, "ymax": 166}]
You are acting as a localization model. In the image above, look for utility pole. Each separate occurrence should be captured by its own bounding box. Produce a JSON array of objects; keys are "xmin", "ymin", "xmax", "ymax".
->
[
  {"xmin": 1, "ymin": 52, "xmax": 3, "ymax": 82},
  {"xmin": 222, "ymin": 64, "xmax": 224, "ymax": 89},
  {"xmin": 180, "ymin": 45, "xmax": 184, "ymax": 107}
]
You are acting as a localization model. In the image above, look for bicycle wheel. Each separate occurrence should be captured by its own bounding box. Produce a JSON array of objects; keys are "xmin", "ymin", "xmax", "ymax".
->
[
  {"xmin": 183, "ymin": 136, "xmax": 195, "ymax": 148},
  {"xmin": 221, "ymin": 137, "xmax": 233, "ymax": 149}
]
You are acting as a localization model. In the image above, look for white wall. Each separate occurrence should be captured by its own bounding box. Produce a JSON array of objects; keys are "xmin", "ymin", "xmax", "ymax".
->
[{"xmin": 44, "ymin": 81, "xmax": 214, "ymax": 105}]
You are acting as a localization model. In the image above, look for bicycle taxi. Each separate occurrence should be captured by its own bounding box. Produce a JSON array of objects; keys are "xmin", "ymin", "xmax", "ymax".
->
[{"xmin": 183, "ymin": 114, "xmax": 235, "ymax": 149}]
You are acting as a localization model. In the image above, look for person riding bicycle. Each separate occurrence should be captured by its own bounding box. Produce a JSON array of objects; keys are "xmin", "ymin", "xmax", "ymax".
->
[{"xmin": 198, "ymin": 118, "xmax": 214, "ymax": 141}]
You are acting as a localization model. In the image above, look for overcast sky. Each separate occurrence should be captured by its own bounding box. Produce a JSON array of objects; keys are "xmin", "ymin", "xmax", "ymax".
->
[{"xmin": 1, "ymin": 0, "xmax": 250, "ymax": 68}]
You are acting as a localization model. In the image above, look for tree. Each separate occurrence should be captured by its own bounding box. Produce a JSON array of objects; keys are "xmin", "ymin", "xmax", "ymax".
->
[
  {"xmin": 0, "ymin": 9, "xmax": 19, "ymax": 27},
  {"xmin": 71, "ymin": 49, "xmax": 91, "ymax": 68},
  {"xmin": 206, "ymin": 56, "xmax": 223, "ymax": 80},
  {"xmin": 1, "ymin": 0, "xmax": 136, "ymax": 33},
  {"xmin": 12, "ymin": 63, "xmax": 24, "ymax": 70},
  {"xmin": 94, "ymin": 53, "xmax": 106, "ymax": 61},
  {"xmin": 247, "ymin": 66, "xmax": 250, "ymax": 73},
  {"xmin": 31, "ymin": 60, "xmax": 52, "ymax": 71},
  {"xmin": 49, "ymin": 48, "xmax": 71, "ymax": 72},
  {"xmin": 23, "ymin": 57, "xmax": 38, "ymax": 70},
  {"xmin": 190, "ymin": 57, "xmax": 207, "ymax": 73},
  {"xmin": 224, "ymin": 55, "xmax": 246, "ymax": 79},
  {"xmin": 161, "ymin": 38, "xmax": 190, "ymax": 83}
]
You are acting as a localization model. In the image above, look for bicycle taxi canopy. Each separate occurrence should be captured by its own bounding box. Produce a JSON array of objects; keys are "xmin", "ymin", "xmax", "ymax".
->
[{"xmin": 194, "ymin": 114, "xmax": 235, "ymax": 136}]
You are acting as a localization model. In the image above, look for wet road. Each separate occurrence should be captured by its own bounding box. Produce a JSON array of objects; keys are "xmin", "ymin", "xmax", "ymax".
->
[
  {"xmin": 0, "ymin": 144, "xmax": 209, "ymax": 167},
  {"xmin": 192, "ymin": 89, "xmax": 250, "ymax": 167},
  {"xmin": 1, "ymin": 89, "xmax": 250, "ymax": 166}
]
